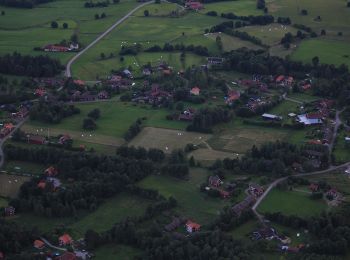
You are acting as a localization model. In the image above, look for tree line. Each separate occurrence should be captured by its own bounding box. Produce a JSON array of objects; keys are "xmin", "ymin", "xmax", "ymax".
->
[
  {"xmin": 0, "ymin": 52, "xmax": 64, "ymax": 77},
  {"xmin": 0, "ymin": 0, "xmax": 54, "ymax": 8},
  {"xmin": 146, "ymin": 43, "xmax": 209, "ymax": 56}
]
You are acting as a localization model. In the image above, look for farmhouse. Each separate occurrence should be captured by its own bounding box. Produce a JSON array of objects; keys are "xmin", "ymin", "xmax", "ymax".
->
[
  {"xmin": 186, "ymin": 220, "xmax": 201, "ymax": 233},
  {"xmin": 59, "ymin": 234, "xmax": 73, "ymax": 246},
  {"xmin": 45, "ymin": 166, "xmax": 58, "ymax": 176},
  {"xmin": 4, "ymin": 206, "xmax": 15, "ymax": 217},
  {"xmin": 185, "ymin": 1, "xmax": 203, "ymax": 10},
  {"xmin": 209, "ymin": 175, "xmax": 222, "ymax": 187},
  {"xmin": 249, "ymin": 184, "xmax": 264, "ymax": 197},
  {"xmin": 44, "ymin": 44, "xmax": 70, "ymax": 52},
  {"xmin": 34, "ymin": 240, "xmax": 45, "ymax": 249},
  {"xmin": 0, "ymin": 123, "xmax": 14, "ymax": 138},
  {"xmin": 297, "ymin": 114, "xmax": 323, "ymax": 125},
  {"xmin": 262, "ymin": 113, "xmax": 282, "ymax": 121},
  {"xmin": 28, "ymin": 135, "xmax": 47, "ymax": 145},
  {"xmin": 190, "ymin": 87, "xmax": 200, "ymax": 96}
]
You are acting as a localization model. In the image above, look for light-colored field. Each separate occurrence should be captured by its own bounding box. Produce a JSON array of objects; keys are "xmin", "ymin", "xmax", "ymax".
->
[
  {"xmin": 134, "ymin": 2, "xmax": 182, "ymax": 16},
  {"xmin": 291, "ymin": 39, "xmax": 350, "ymax": 67},
  {"xmin": 3, "ymin": 160, "xmax": 46, "ymax": 176},
  {"xmin": 258, "ymin": 188, "xmax": 327, "ymax": 217},
  {"xmin": 238, "ymin": 23, "xmax": 298, "ymax": 46},
  {"xmin": 206, "ymin": 32, "xmax": 263, "ymax": 51},
  {"xmin": 129, "ymin": 127, "xmax": 211, "ymax": 153},
  {"xmin": 189, "ymin": 148, "xmax": 237, "ymax": 162},
  {"xmin": 0, "ymin": 173, "xmax": 30, "ymax": 198}
]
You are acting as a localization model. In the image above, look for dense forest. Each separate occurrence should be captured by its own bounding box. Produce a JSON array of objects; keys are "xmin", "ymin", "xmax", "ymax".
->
[
  {"xmin": 0, "ymin": 0, "xmax": 55, "ymax": 8},
  {"xmin": 0, "ymin": 53, "xmax": 64, "ymax": 77},
  {"xmin": 29, "ymin": 101, "xmax": 80, "ymax": 123}
]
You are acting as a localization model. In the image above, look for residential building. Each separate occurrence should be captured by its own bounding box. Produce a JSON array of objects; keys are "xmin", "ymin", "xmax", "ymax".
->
[
  {"xmin": 59, "ymin": 234, "xmax": 73, "ymax": 246},
  {"xmin": 45, "ymin": 166, "xmax": 58, "ymax": 176},
  {"xmin": 190, "ymin": 87, "xmax": 200, "ymax": 96},
  {"xmin": 97, "ymin": 90, "xmax": 109, "ymax": 99},
  {"xmin": 185, "ymin": 1, "xmax": 203, "ymax": 10},
  {"xmin": 34, "ymin": 240, "xmax": 45, "ymax": 249},
  {"xmin": 262, "ymin": 113, "xmax": 282, "ymax": 121},
  {"xmin": 4, "ymin": 206, "xmax": 15, "ymax": 217},
  {"xmin": 209, "ymin": 175, "xmax": 222, "ymax": 187},
  {"xmin": 28, "ymin": 135, "xmax": 47, "ymax": 145},
  {"xmin": 186, "ymin": 220, "xmax": 201, "ymax": 233}
]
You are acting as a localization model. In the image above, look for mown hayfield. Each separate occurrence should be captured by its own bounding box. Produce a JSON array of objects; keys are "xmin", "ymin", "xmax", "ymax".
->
[
  {"xmin": 134, "ymin": 2, "xmax": 182, "ymax": 17},
  {"xmin": 291, "ymin": 39, "xmax": 350, "ymax": 67},
  {"xmin": 138, "ymin": 168, "xmax": 230, "ymax": 224},
  {"xmin": 206, "ymin": 32, "xmax": 263, "ymax": 51},
  {"xmin": 201, "ymin": 0, "xmax": 263, "ymax": 16},
  {"xmin": 24, "ymin": 102, "xmax": 187, "ymax": 141},
  {"xmin": 94, "ymin": 245, "xmax": 142, "ymax": 260},
  {"xmin": 72, "ymin": 12, "xmax": 225, "ymax": 79},
  {"xmin": 3, "ymin": 160, "xmax": 46, "ymax": 176},
  {"xmin": 129, "ymin": 127, "xmax": 211, "ymax": 153},
  {"xmin": 257, "ymin": 188, "xmax": 327, "ymax": 217},
  {"xmin": 0, "ymin": 173, "xmax": 30, "ymax": 198},
  {"xmin": 188, "ymin": 148, "xmax": 237, "ymax": 163},
  {"xmin": 238, "ymin": 23, "xmax": 298, "ymax": 46},
  {"xmin": 0, "ymin": 0, "xmax": 139, "ymax": 61},
  {"xmin": 332, "ymin": 130, "xmax": 350, "ymax": 164}
]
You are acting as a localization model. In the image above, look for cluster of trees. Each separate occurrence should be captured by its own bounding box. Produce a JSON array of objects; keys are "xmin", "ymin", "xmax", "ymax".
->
[
  {"xmin": 83, "ymin": 108, "xmax": 100, "ymax": 130},
  {"xmin": 119, "ymin": 43, "xmax": 143, "ymax": 55},
  {"xmin": 0, "ymin": 219, "xmax": 38, "ymax": 256},
  {"xmin": 220, "ymin": 13, "xmax": 274, "ymax": 25},
  {"xmin": 116, "ymin": 146, "xmax": 165, "ymax": 162},
  {"xmin": 187, "ymin": 107, "xmax": 233, "ymax": 133},
  {"xmin": 51, "ymin": 21, "xmax": 68, "ymax": 29},
  {"xmin": 224, "ymin": 29, "xmax": 264, "ymax": 46},
  {"xmin": 95, "ymin": 12, "xmax": 107, "ymax": 19},
  {"xmin": 277, "ymin": 16, "xmax": 291, "ymax": 25},
  {"xmin": 5, "ymin": 145, "xmax": 156, "ymax": 218},
  {"xmin": 146, "ymin": 43, "xmax": 209, "ymax": 56},
  {"xmin": 0, "ymin": 0, "xmax": 54, "ymax": 8},
  {"xmin": 265, "ymin": 206, "xmax": 350, "ymax": 256},
  {"xmin": 256, "ymin": 0, "xmax": 265, "ymax": 9},
  {"xmin": 161, "ymin": 149, "xmax": 189, "ymax": 178},
  {"xmin": 84, "ymin": 0, "xmax": 110, "ymax": 8},
  {"xmin": 224, "ymin": 48, "xmax": 349, "ymax": 80},
  {"xmin": 30, "ymin": 101, "xmax": 80, "ymax": 124},
  {"xmin": 0, "ymin": 52, "xmax": 64, "ymax": 77},
  {"xmin": 124, "ymin": 118, "xmax": 142, "ymax": 141}
]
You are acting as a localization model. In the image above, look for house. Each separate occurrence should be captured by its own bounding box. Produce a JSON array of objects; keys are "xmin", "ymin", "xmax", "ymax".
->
[
  {"xmin": 80, "ymin": 92, "xmax": 96, "ymax": 101},
  {"xmin": 44, "ymin": 44, "xmax": 70, "ymax": 52},
  {"xmin": 73, "ymin": 79, "xmax": 85, "ymax": 87},
  {"xmin": 225, "ymin": 90, "xmax": 240, "ymax": 105},
  {"xmin": 326, "ymin": 188, "xmax": 339, "ymax": 200},
  {"xmin": 178, "ymin": 108, "xmax": 195, "ymax": 121},
  {"xmin": 209, "ymin": 175, "xmax": 222, "ymax": 187},
  {"xmin": 190, "ymin": 87, "xmax": 200, "ymax": 96},
  {"xmin": 252, "ymin": 227, "xmax": 276, "ymax": 240},
  {"xmin": 28, "ymin": 135, "xmax": 47, "ymax": 145},
  {"xmin": 207, "ymin": 57, "xmax": 224, "ymax": 65},
  {"xmin": 308, "ymin": 140, "xmax": 322, "ymax": 145},
  {"xmin": 4, "ymin": 206, "xmax": 15, "ymax": 216},
  {"xmin": 297, "ymin": 114, "xmax": 323, "ymax": 125},
  {"xmin": 262, "ymin": 113, "xmax": 282, "ymax": 121},
  {"xmin": 220, "ymin": 190, "xmax": 230, "ymax": 199},
  {"xmin": 185, "ymin": 1, "xmax": 203, "ymax": 10},
  {"xmin": 59, "ymin": 234, "xmax": 73, "ymax": 246},
  {"xmin": 37, "ymin": 181, "xmax": 46, "ymax": 190},
  {"xmin": 0, "ymin": 123, "xmax": 14, "ymax": 138},
  {"xmin": 35, "ymin": 88, "xmax": 46, "ymax": 97},
  {"xmin": 275, "ymin": 75, "xmax": 285, "ymax": 83},
  {"xmin": 232, "ymin": 195, "xmax": 255, "ymax": 215},
  {"xmin": 45, "ymin": 166, "xmax": 58, "ymax": 177},
  {"xmin": 97, "ymin": 90, "xmax": 109, "ymax": 99},
  {"xmin": 55, "ymin": 252, "xmax": 77, "ymax": 260},
  {"xmin": 302, "ymin": 84, "xmax": 312, "ymax": 91},
  {"xmin": 309, "ymin": 183, "xmax": 319, "ymax": 192},
  {"xmin": 143, "ymin": 68, "xmax": 152, "ymax": 76},
  {"xmin": 34, "ymin": 239, "xmax": 45, "ymax": 249},
  {"xmin": 59, "ymin": 134, "xmax": 72, "ymax": 145},
  {"xmin": 249, "ymin": 184, "xmax": 264, "ymax": 197},
  {"xmin": 69, "ymin": 43, "xmax": 79, "ymax": 50},
  {"xmin": 123, "ymin": 69, "xmax": 133, "ymax": 78},
  {"xmin": 186, "ymin": 220, "xmax": 201, "ymax": 233}
]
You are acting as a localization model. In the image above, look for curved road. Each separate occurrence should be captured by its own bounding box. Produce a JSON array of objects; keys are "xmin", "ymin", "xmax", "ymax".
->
[{"xmin": 65, "ymin": 1, "xmax": 153, "ymax": 78}]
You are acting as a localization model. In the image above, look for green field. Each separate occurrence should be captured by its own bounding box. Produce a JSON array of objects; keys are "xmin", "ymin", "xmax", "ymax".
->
[
  {"xmin": 13, "ymin": 194, "xmax": 149, "ymax": 238},
  {"xmin": 24, "ymin": 101, "xmax": 188, "ymax": 140},
  {"xmin": 3, "ymin": 160, "xmax": 46, "ymax": 176},
  {"xmin": 138, "ymin": 168, "xmax": 231, "ymax": 224},
  {"xmin": 291, "ymin": 39, "xmax": 350, "ymax": 67},
  {"xmin": 0, "ymin": 197, "xmax": 8, "ymax": 208},
  {"xmin": 0, "ymin": 0, "xmax": 139, "ymax": 62},
  {"xmin": 94, "ymin": 244, "xmax": 141, "ymax": 260},
  {"xmin": 287, "ymin": 92, "xmax": 319, "ymax": 103},
  {"xmin": 258, "ymin": 188, "xmax": 327, "ymax": 217},
  {"xmin": 201, "ymin": 0, "xmax": 263, "ymax": 16},
  {"xmin": 333, "ymin": 130, "xmax": 350, "ymax": 164},
  {"xmin": 268, "ymin": 100, "xmax": 300, "ymax": 120}
]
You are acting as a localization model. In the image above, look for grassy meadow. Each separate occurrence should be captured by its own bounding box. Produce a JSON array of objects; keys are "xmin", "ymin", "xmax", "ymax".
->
[{"xmin": 3, "ymin": 160, "xmax": 46, "ymax": 176}]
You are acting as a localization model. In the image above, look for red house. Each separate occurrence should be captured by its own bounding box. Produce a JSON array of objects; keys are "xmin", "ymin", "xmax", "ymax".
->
[
  {"xmin": 209, "ymin": 175, "xmax": 222, "ymax": 187},
  {"xmin": 275, "ymin": 75, "xmax": 285, "ymax": 83},
  {"xmin": 186, "ymin": 220, "xmax": 201, "ymax": 233},
  {"xmin": 190, "ymin": 87, "xmax": 200, "ymax": 96},
  {"xmin": 185, "ymin": 1, "xmax": 203, "ymax": 10},
  {"xmin": 59, "ymin": 234, "xmax": 73, "ymax": 246},
  {"xmin": 34, "ymin": 239, "xmax": 45, "ymax": 249},
  {"xmin": 309, "ymin": 183, "xmax": 319, "ymax": 192},
  {"xmin": 35, "ymin": 88, "xmax": 46, "ymax": 97},
  {"xmin": 0, "ymin": 123, "xmax": 14, "ymax": 138},
  {"xmin": 29, "ymin": 135, "xmax": 47, "ymax": 145},
  {"xmin": 44, "ymin": 45, "xmax": 70, "ymax": 52},
  {"xmin": 45, "ymin": 166, "xmax": 58, "ymax": 177}
]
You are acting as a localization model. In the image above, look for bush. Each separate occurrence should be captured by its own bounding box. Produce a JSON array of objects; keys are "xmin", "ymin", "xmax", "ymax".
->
[
  {"xmin": 51, "ymin": 21, "xmax": 58, "ymax": 28},
  {"xmin": 83, "ymin": 118, "xmax": 97, "ymax": 130}
]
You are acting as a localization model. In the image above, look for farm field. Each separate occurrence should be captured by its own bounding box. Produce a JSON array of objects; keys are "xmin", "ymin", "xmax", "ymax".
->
[
  {"xmin": 94, "ymin": 245, "xmax": 142, "ymax": 260},
  {"xmin": 0, "ymin": 0, "xmax": 140, "ymax": 62},
  {"xmin": 188, "ymin": 148, "xmax": 237, "ymax": 163},
  {"xmin": 287, "ymin": 92, "xmax": 319, "ymax": 103},
  {"xmin": 201, "ymin": 0, "xmax": 263, "ymax": 16},
  {"xmin": 138, "ymin": 168, "xmax": 230, "ymax": 224},
  {"xmin": 291, "ymin": 39, "xmax": 350, "ymax": 67},
  {"xmin": 0, "ymin": 173, "xmax": 30, "ymax": 198},
  {"xmin": 12, "ymin": 193, "xmax": 149, "ymax": 237},
  {"xmin": 72, "ymin": 10, "xmax": 225, "ymax": 79},
  {"xmin": 129, "ymin": 127, "xmax": 210, "ymax": 153},
  {"xmin": 24, "ymin": 101, "xmax": 188, "ymax": 140},
  {"xmin": 257, "ymin": 188, "xmax": 327, "ymax": 217},
  {"xmin": 3, "ymin": 160, "xmax": 46, "ymax": 176}
]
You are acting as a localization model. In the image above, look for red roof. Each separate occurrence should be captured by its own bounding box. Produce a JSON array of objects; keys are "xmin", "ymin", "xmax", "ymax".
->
[
  {"xmin": 4, "ymin": 123, "xmax": 14, "ymax": 130},
  {"xmin": 186, "ymin": 1, "xmax": 203, "ymax": 9},
  {"xmin": 59, "ymin": 234, "xmax": 73, "ymax": 245},
  {"xmin": 302, "ymin": 84, "xmax": 311, "ymax": 90},
  {"xmin": 45, "ymin": 166, "xmax": 58, "ymax": 176},
  {"xmin": 73, "ymin": 79, "xmax": 85, "ymax": 86},
  {"xmin": 276, "ymin": 75, "xmax": 284, "ymax": 82},
  {"xmin": 37, "ymin": 181, "xmax": 46, "ymax": 189},
  {"xmin": 45, "ymin": 45, "xmax": 69, "ymax": 52},
  {"xmin": 306, "ymin": 113, "xmax": 322, "ymax": 119},
  {"xmin": 186, "ymin": 220, "xmax": 201, "ymax": 229},
  {"xmin": 190, "ymin": 87, "xmax": 200, "ymax": 95},
  {"xmin": 34, "ymin": 239, "xmax": 45, "ymax": 249}
]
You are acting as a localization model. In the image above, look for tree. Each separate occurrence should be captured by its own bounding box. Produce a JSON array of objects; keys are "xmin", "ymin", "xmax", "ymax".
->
[
  {"xmin": 256, "ymin": 0, "xmax": 265, "ymax": 9},
  {"xmin": 347, "ymin": 2, "xmax": 350, "ymax": 7},
  {"xmin": 95, "ymin": 13, "xmax": 100, "ymax": 19},
  {"xmin": 113, "ymin": 0, "xmax": 120, "ymax": 3},
  {"xmin": 88, "ymin": 108, "xmax": 101, "ymax": 120},
  {"xmin": 83, "ymin": 118, "xmax": 97, "ymax": 130},
  {"xmin": 1, "ymin": 11, "xmax": 5, "ymax": 16},
  {"xmin": 312, "ymin": 56, "xmax": 319, "ymax": 67},
  {"xmin": 216, "ymin": 36, "xmax": 223, "ymax": 51},
  {"xmin": 321, "ymin": 29, "xmax": 326, "ymax": 35},
  {"xmin": 155, "ymin": 0, "xmax": 160, "ymax": 3},
  {"xmin": 63, "ymin": 22, "xmax": 68, "ymax": 29},
  {"xmin": 175, "ymin": 102, "xmax": 184, "ymax": 111},
  {"xmin": 301, "ymin": 9, "xmax": 308, "ymax": 15},
  {"xmin": 71, "ymin": 33, "xmax": 79, "ymax": 43},
  {"xmin": 120, "ymin": 56, "xmax": 124, "ymax": 62},
  {"xmin": 338, "ymin": 31, "xmax": 343, "ymax": 36},
  {"xmin": 51, "ymin": 21, "xmax": 58, "ymax": 29},
  {"xmin": 101, "ymin": 12, "xmax": 106, "ymax": 18},
  {"xmin": 144, "ymin": 10, "xmax": 149, "ymax": 17},
  {"xmin": 100, "ymin": 52, "xmax": 105, "ymax": 60}
]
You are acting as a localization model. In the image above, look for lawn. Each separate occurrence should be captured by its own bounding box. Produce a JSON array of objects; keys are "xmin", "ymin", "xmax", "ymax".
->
[
  {"xmin": 258, "ymin": 188, "xmax": 327, "ymax": 217},
  {"xmin": 291, "ymin": 39, "xmax": 350, "ymax": 67},
  {"xmin": 94, "ymin": 244, "xmax": 142, "ymax": 260},
  {"xmin": 24, "ymin": 101, "xmax": 188, "ymax": 140},
  {"xmin": 0, "ymin": 173, "xmax": 31, "ymax": 198},
  {"xmin": 3, "ymin": 160, "xmax": 46, "ymax": 176},
  {"xmin": 138, "ymin": 168, "xmax": 231, "ymax": 224},
  {"xmin": 229, "ymin": 219, "xmax": 259, "ymax": 241},
  {"xmin": 0, "ymin": 0, "xmax": 139, "ymax": 62},
  {"xmin": 12, "ymin": 194, "xmax": 150, "ymax": 238},
  {"xmin": 268, "ymin": 100, "xmax": 300, "ymax": 119},
  {"xmin": 287, "ymin": 92, "xmax": 319, "ymax": 103},
  {"xmin": 201, "ymin": 0, "xmax": 263, "ymax": 16},
  {"xmin": 332, "ymin": 130, "xmax": 350, "ymax": 164},
  {"xmin": 72, "ymin": 12, "xmax": 225, "ymax": 79},
  {"xmin": 134, "ymin": 2, "xmax": 182, "ymax": 17},
  {"xmin": 0, "ymin": 197, "xmax": 8, "ymax": 208}
]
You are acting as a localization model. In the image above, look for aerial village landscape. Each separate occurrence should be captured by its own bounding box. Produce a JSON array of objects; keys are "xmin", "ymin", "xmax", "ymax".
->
[{"xmin": 0, "ymin": 0, "xmax": 350, "ymax": 259}]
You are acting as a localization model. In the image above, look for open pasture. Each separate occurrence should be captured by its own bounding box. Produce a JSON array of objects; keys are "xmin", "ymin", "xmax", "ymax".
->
[
  {"xmin": 201, "ymin": 0, "xmax": 263, "ymax": 16},
  {"xmin": 3, "ymin": 160, "xmax": 46, "ymax": 176},
  {"xmin": 188, "ymin": 148, "xmax": 238, "ymax": 163},
  {"xmin": 206, "ymin": 32, "xmax": 263, "ymax": 51},
  {"xmin": 129, "ymin": 127, "xmax": 211, "ymax": 153},
  {"xmin": 0, "ymin": 173, "xmax": 30, "ymax": 198},
  {"xmin": 94, "ymin": 245, "xmax": 142, "ymax": 260}
]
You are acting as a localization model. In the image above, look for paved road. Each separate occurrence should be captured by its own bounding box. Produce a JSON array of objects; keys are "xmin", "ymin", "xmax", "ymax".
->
[
  {"xmin": 65, "ymin": 1, "xmax": 152, "ymax": 78},
  {"xmin": 0, "ymin": 118, "xmax": 28, "ymax": 168},
  {"xmin": 284, "ymin": 96, "xmax": 303, "ymax": 104},
  {"xmin": 328, "ymin": 109, "xmax": 343, "ymax": 156},
  {"xmin": 40, "ymin": 237, "xmax": 67, "ymax": 252}
]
